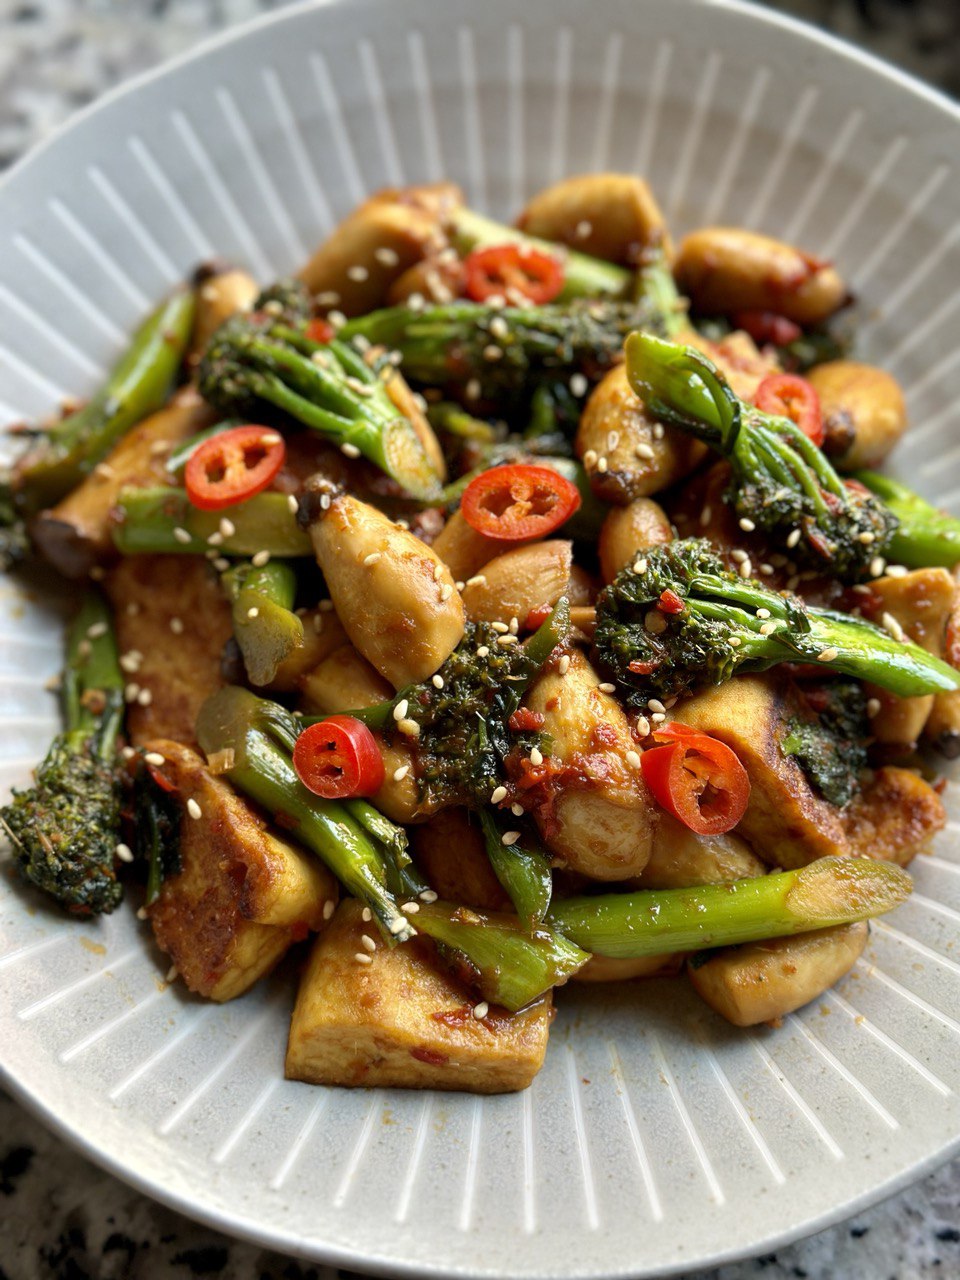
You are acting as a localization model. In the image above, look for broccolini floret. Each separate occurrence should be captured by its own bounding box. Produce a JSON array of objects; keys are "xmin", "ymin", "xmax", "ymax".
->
[
  {"xmin": 0, "ymin": 592, "xmax": 125, "ymax": 915},
  {"xmin": 780, "ymin": 680, "xmax": 869, "ymax": 807},
  {"xmin": 594, "ymin": 538, "xmax": 960, "ymax": 706}
]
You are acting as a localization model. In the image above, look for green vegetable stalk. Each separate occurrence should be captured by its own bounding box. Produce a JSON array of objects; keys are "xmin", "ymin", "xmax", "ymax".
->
[
  {"xmin": 222, "ymin": 561, "xmax": 304, "ymax": 687},
  {"xmin": 0, "ymin": 592, "xmax": 125, "ymax": 915},
  {"xmin": 11, "ymin": 290, "xmax": 195, "ymax": 515},
  {"xmin": 855, "ymin": 471, "xmax": 960, "ymax": 569},
  {"xmin": 549, "ymin": 857, "xmax": 911, "ymax": 958},
  {"xmin": 478, "ymin": 808, "xmax": 552, "ymax": 929},
  {"xmin": 111, "ymin": 487, "xmax": 312, "ymax": 557}
]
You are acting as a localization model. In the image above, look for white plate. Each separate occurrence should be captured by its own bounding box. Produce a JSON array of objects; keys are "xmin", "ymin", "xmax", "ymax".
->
[{"xmin": 2, "ymin": 1, "xmax": 960, "ymax": 1275}]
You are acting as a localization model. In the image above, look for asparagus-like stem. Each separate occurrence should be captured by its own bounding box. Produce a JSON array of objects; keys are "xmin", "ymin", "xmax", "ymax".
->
[
  {"xmin": 549, "ymin": 857, "xmax": 911, "ymax": 958},
  {"xmin": 222, "ymin": 561, "xmax": 304, "ymax": 687},
  {"xmin": 112, "ymin": 487, "xmax": 312, "ymax": 557},
  {"xmin": 478, "ymin": 809, "xmax": 552, "ymax": 929},
  {"xmin": 414, "ymin": 901, "xmax": 588, "ymax": 1011},
  {"xmin": 196, "ymin": 686, "xmax": 415, "ymax": 943},
  {"xmin": 633, "ymin": 251, "xmax": 688, "ymax": 340},
  {"xmin": 64, "ymin": 591, "xmax": 125, "ymax": 753},
  {"xmin": 855, "ymin": 471, "xmax": 960, "ymax": 569},
  {"xmin": 12, "ymin": 291, "xmax": 195, "ymax": 515},
  {"xmin": 449, "ymin": 207, "xmax": 632, "ymax": 301}
]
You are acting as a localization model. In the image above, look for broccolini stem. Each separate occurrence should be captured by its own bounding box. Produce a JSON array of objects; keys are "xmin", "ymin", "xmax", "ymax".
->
[
  {"xmin": 549, "ymin": 857, "xmax": 911, "ymax": 958},
  {"xmin": 855, "ymin": 471, "xmax": 960, "ymax": 569},
  {"xmin": 478, "ymin": 808, "xmax": 552, "ymax": 929},
  {"xmin": 222, "ymin": 561, "xmax": 303, "ymax": 687},
  {"xmin": 196, "ymin": 686, "xmax": 416, "ymax": 943},
  {"xmin": 449, "ymin": 207, "xmax": 632, "ymax": 301},
  {"xmin": 63, "ymin": 591, "xmax": 124, "ymax": 754},
  {"xmin": 11, "ymin": 290, "xmax": 195, "ymax": 516},
  {"xmin": 414, "ymin": 901, "xmax": 588, "ymax": 1011},
  {"xmin": 112, "ymin": 487, "xmax": 312, "ymax": 557}
]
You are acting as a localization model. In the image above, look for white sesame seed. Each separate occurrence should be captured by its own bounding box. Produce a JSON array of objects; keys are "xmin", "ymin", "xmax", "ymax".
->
[
  {"xmin": 738, "ymin": 559, "xmax": 753, "ymax": 578},
  {"xmin": 596, "ymin": 456, "xmax": 609, "ymax": 474},
  {"xmin": 252, "ymin": 550, "xmax": 271, "ymax": 568},
  {"xmin": 374, "ymin": 246, "xmax": 400, "ymax": 267},
  {"xmin": 169, "ymin": 617, "xmax": 184, "ymax": 634},
  {"xmin": 119, "ymin": 651, "xmax": 142, "ymax": 673},
  {"xmin": 473, "ymin": 1001, "xmax": 490, "ymax": 1020},
  {"xmin": 858, "ymin": 531, "xmax": 876, "ymax": 544},
  {"xmin": 739, "ymin": 518, "xmax": 756, "ymax": 532},
  {"xmin": 699, "ymin": 506, "xmax": 712, "ymax": 528},
  {"xmin": 347, "ymin": 264, "xmax": 369, "ymax": 282},
  {"xmin": 509, "ymin": 616, "xmax": 519, "ymax": 635},
  {"xmin": 476, "ymin": 645, "xmax": 490, "ymax": 658},
  {"xmin": 136, "ymin": 906, "xmax": 149, "ymax": 920},
  {"xmin": 124, "ymin": 683, "xmax": 140, "ymax": 704},
  {"xmin": 363, "ymin": 551, "xmax": 382, "ymax": 566},
  {"xmin": 218, "ymin": 517, "xmax": 235, "ymax": 538},
  {"xmin": 483, "ymin": 344, "xmax": 503, "ymax": 362},
  {"xmin": 885, "ymin": 564, "xmax": 908, "ymax": 578},
  {"xmin": 287, "ymin": 493, "xmax": 299, "ymax": 514},
  {"xmin": 756, "ymin": 608, "xmax": 771, "ymax": 619},
  {"xmin": 172, "ymin": 526, "xmax": 192, "ymax": 545},
  {"xmin": 355, "ymin": 952, "xmax": 373, "ymax": 965},
  {"xmin": 361, "ymin": 906, "xmax": 372, "ymax": 922},
  {"xmin": 491, "ymin": 621, "xmax": 510, "ymax": 633},
  {"xmin": 502, "ymin": 831, "xmax": 521, "ymax": 846},
  {"xmin": 402, "ymin": 901, "xmax": 421, "ymax": 914},
  {"xmin": 323, "ymin": 900, "xmax": 336, "ymax": 920},
  {"xmin": 652, "ymin": 422, "xmax": 665, "ymax": 440},
  {"xmin": 574, "ymin": 219, "xmax": 593, "ymax": 239},
  {"xmin": 312, "ymin": 612, "xmax": 324, "ymax": 633},
  {"xmin": 786, "ymin": 575, "xmax": 800, "ymax": 591},
  {"xmin": 626, "ymin": 749, "xmax": 642, "ymax": 769},
  {"xmin": 635, "ymin": 442, "xmax": 656, "ymax": 460},
  {"xmin": 786, "ymin": 529, "xmax": 801, "ymax": 549},
  {"xmin": 881, "ymin": 611, "xmax": 906, "ymax": 643},
  {"xmin": 86, "ymin": 620, "xmax": 108, "ymax": 639},
  {"xmin": 729, "ymin": 636, "xmax": 742, "ymax": 647},
  {"xmin": 497, "ymin": 634, "xmax": 519, "ymax": 646},
  {"xmin": 635, "ymin": 717, "xmax": 651, "ymax": 737},
  {"xmin": 121, "ymin": 747, "xmax": 136, "ymax": 761},
  {"xmin": 144, "ymin": 751, "xmax": 165, "ymax": 767},
  {"xmin": 731, "ymin": 549, "xmax": 748, "ymax": 563},
  {"xmin": 490, "ymin": 785, "xmax": 508, "ymax": 804},
  {"xmin": 393, "ymin": 699, "xmax": 409, "ymax": 721},
  {"xmin": 818, "ymin": 647, "xmax": 839, "ymax": 662},
  {"xmin": 137, "ymin": 687, "xmax": 153, "ymax": 706},
  {"xmin": 598, "ymin": 682, "xmax": 616, "ymax": 694},
  {"xmin": 389, "ymin": 917, "xmax": 409, "ymax": 936},
  {"xmin": 466, "ymin": 378, "xmax": 482, "ymax": 401},
  {"xmin": 583, "ymin": 449, "xmax": 598, "ymax": 468},
  {"xmin": 185, "ymin": 797, "xmax": 201, "ymax": 820},
  {"xmin": 870, "ymin": 556, "xmax": 886, "ymax": 578},
  {"xmin": 570, "ymin": 373, "xmax": 588, "ymax": 397},
  {"xmin": 650, "ymin": 711, "xmax": 666, "ymax": 723},
  {"xmin": 465, "ymin": 574, "xmax": 487, "ymax": 588},
  {"xmin": 529, "ymin": 746, "xmax": 544, "ymax": 766},
  {"xmin": 341, "ymin": 442, "xmax": 362, "ymax": 458},
  {"xmin": 115, "ymin": 842, "xmax": 134, "ymax": 863},
  {"xmin": 439, "ymin": 583, "xmax": 453, "ymax": 602},
  {"xmin": 319, "ymin": 597, "xmax": 335, "ymax": 611},
  {"xmin": 397, "ymin": 718, "xmax": 421, "ymax": 737},
  {"xmin": 759, "ymin": 563, "xmax": 775, "ymax": 576},
  {"xmin": 490, "ymin": 316, "xmax": 509, "ymax": 340},
  {"xmin": 361, "ymin": 933, "xmax": 377, "ymax": 953},
  {"xmin": 432, "ymin": 674, "xmax": 445, "ymax": 689},
  {"xmin": 246, "ymin": 606, "xmax": 260, "ymax": 620},
  {"xmin": 393, "ymin": 764, "xmax": 410, "ymax": 782},
  {"xmin": 633, "ymin": 558, "xmax": 648, "ymax": 575},
  {"xmin": 866, "ymin": 697, "xmax": 882, "ymax": 718},
  {"xmin": 558, "ymin": 654, "xmax": 571, "ymax": 675},
  {"xmin": 606, "ymin": 430, "xmax": 620, "ymax": 452},
  {"xmin": 759, "ymin": 621, "xmax": 777, "ymax": 636},
  {"xmin": 647, "ymin": 698, "xmax": 665, "ymax": 714},
  {"xmin": 317, "ymin": 290, "xmax": 341, "ymax": 306},
  {"xmin": 213, "ymin": 557, "xmax": 230, "ymax": 572},
  {"xmin": 165, "ymin": 965, "xmax": 179, "ymax": 984}
]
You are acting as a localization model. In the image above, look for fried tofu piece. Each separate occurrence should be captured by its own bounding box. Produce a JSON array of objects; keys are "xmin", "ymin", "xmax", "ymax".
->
[
  {"xmin": 638, "ymin": 812, "xmax": 767, "ymax": 888},
  {"xmin": 104, "ymin": 555, "xmax": 232, "ymax": 747},
  {"xmin": 147, "ymin": 740, "xmax": 337, "ymax": 1001},
  {"xmin": 844, "ymin": 766, "xmax": 946, "ymax": 867},
  {"xmin": 410, "ymin": 809, "xmax": 510, "ymax": 911},
  {"xmin": 286, "ymin": 900, "xmax": 552, "ymax": 1092},
  {"xmin": 677, "ymin": 675, "xmax": 851, "ymax": 868}
]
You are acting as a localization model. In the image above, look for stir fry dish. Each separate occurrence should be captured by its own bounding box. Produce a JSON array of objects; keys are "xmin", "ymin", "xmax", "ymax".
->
[{"xmin": 3, "ymin": 173, "xmax": 959, "ymax": 1095}]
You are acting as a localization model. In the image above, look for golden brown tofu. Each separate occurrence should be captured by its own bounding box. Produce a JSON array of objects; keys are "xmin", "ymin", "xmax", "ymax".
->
[
  {"xmin": 189, "ymin": 264, "xmax": 259, "ymax": 361},
  {"xmin": 688, "ymin": 923, "xmax": 868, "ymax": 1027},
  {"xmin": 410, "ymin": 809, "xmax": 510, "ymax": 911},
  {"xmin": 32, "ymin": 388, "xmax": 213, "ymax": 578},
  {"xmin": 807, "ymin": 360, "xmax": 907, "ymax": 470},
  {"xmin": 639, "ymin": 812, "xmax": 766, "ymax": 888},
  {"xmin": 461, "ymin": 541, "xmax": 572, "ymax": 625},
  {"xmin": 844, "ymin": 766, "xmax": 946, "ymax": 867},
  {"xmin": 431, "ymin": 509, "xmax": 517, "ymax": 584},
  {"xmin": 104, "ymin": 555, "xmax": 233, "ymax": 748},
  {"xmin": 517, "ymin": 173, "xmax": 672, "ymax": 263},
  {"xmin": 285, "ymin": 900, "xmax": 552, "ymax": 1092},
  {"xmin": 598, "ymin": 498, "xmax": 673, "ymax": 583},
  {"xmin": 146, "ymin": 740, "xmax": 337, "ymax": 1001},
  {"xmin": 677, "ymin": 675, "xmax": 851, "ymax": 867}
]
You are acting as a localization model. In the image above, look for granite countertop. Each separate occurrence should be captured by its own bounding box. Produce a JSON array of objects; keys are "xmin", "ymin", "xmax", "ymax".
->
[{"xmin": 1, "ymin": 2, "xmax": 959, "ymax": 1278}]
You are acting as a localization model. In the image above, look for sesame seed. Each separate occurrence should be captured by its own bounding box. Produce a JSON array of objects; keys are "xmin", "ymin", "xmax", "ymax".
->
[
  {"xmin": 786, "ymin": 529, "xmax": 801, "ymax": 549},
  {"xmin": 574, "ymin": 219, "xmax": 593, "ymax": 239},
  {"xmin": 355, "ymin": 952, "xmax": 373, "ymax": 965},
  {"xmin": 362, "ymin": 906, "xmax": 373, "ymax": 922},
  {"xmin": 739, "ymin": 518, "xmax": 756, "ymax": 532},
  {"xmin": 165, "ymin": 965, "xmax": 179, "ymax": 984},
  {"xmin": 626, "ymin": 750, "xmax": 642, "ymax": 769},
  {"xmin": 218, "ymin": 517, "xmax": 235, "ymax": 538},
  {"xmin": 86, "ymin": 620, "xmax": 108, "ymax": 639},
  {"xmin": 490, "ymin": 316, "xmax": 509, "ymax": 340},
  {"xmin": 558, "ymin": 654, "xmax": 571, "ymax": 675},
  {"xmin": 502, "ymin": 831, "xmax": 521, "ymax": 846},
  {"xmin": 252, "ymin": 550, "xmax": 271, "ymax": 568},
  {"xmin": 136, "ymin": 906, "xmax": 148, "ymax": 920},
  {"xmin": 393, "ymin": 699, "xmax": 409, "ymax": 721},
  {"xmin": 432, "ymin": 674, "xmax": 445, "ymax": 689},
  {"xmin": 583, "ymin": 449, "xmax": 598, "ymax": 468},
  {"xmin": 121, "ymin": 747, "xmax": 137, "ymax": 762},
  {"xmin": 606, "ymin": 430, "xmax": 620, "ymax": 451},
  {"xmin": 633, "ymin": 558, "xmax": 648, "ymax": 574},
  {"xmin": 374, "ymin": 246, "xmax": 400, "ymax": 267},
  {"xmin": 759, "ymin": 563, "xmax": 775, "ymax": 575},
  {"xmin": 287, "ymin": 494, "xmax": 299, "ymax": 514},
  {"xmin": 729, "ymin": 636, "xmax": 742, "ymax": 647},
  {"xmin": 491, "ymin": 621, "xmax": 510, "ymax": 633},
  {"xmin": 402, "ymin": 901, "xmax": 421, "ymax": 914},
  {"xmin": 439, "ymin": 583, "xmax": 453, "ymax": 601},
  {"xmin": 213, "ymin": 557, "xmax": 230, "ymax": 572},
  {"xmin": 144, "ymin": 751, "xmax": 165, "ymax": 766},
  {"xmin": 119, "ymin": 650, "xmax": 142, "ymax": 673},
  {"xmin": 645, "ymin": 611, "xmax": 667, "ymax": 634},
  {"xmin": 635, "ymin": 442, "xmax": 656, "ymax": 460},
  {"xmin": 115, "ymin": 842, "xmax": 134, "ymax": 863},
  {"xmin": 511, "ymin": 803, "xmax": 525, "ymax": 817},
  {"xmin": 323, "ymin": 900, "xmax": 336, "ymax": 920},
  {"xmin": 529, "ymin": 746, "xmax": 544, "ymax": 766},
  {"xmin": 647, "ymin": 698, "xmax": 665, "ymax": 714},
  {"xmin": 246, "ymin": 606, "xmax": 260, "ymax": 620},
  {"xmin": 397, "ymin": 718, "xmax": 421, "ymax": 737},
  {"xmin": 491, "ymin": 785, "xmax": 508, "ymax": 803},
  {"xmin": 363, "ymin": 551, "xmax": 382, "ymax": 566},
  {"xmin": 473, "ymin": 1001, "xmax": 490, "ymax": 1020},
  {"xmin": 570, "ymin": 373, "xmax": 588, "ymax": 396},
  {"xmin": 870, "ymin": 556, "xmax": 886, "ymax": 578},
  {"xmin": 389, "ymin": 917, "xmax": 409, "ymax": 936},
  {"xmin": 858, "ymin": 531, "xmax": 876, "ymax": 544},
  {"xmin": 347, "ymin": 264, "xmax": 369, "ymax": 282},
  {"xmin": 652, "ymin": 422, "xmax": 665, "ymax": 440},
  {"xmin": 432, "ymin": 562, "xmax": 444, "ymax": 582},
  {"xmin": 466, "ymin": 378, "xmax": 482, "ymax": 401},
  {"xmin": 738, "ymin": 559, "xmax": 753, "ymax": 578},
  {"xmin": 361, "ymin": 933, "xmax": 377, "ymax": 953},
  {"xmin": 317, "ymin": 290, "xmax": 341, "ymax": 306},
  {"xmin": 311, "ymin": 350, "xmax": 331, "ymax": 367},
  {"xmin": 509, "ymin": 616, "xmax": 519, "ymax": 635},
  {"xmin": 77, "ymin": 639, "xmax": 91, "ymax": 660},
  {"xmin": 596, "ymin": 456, "xmax": 609, "ymax": 474},
  {"xmin": 885, "ymin": 564, "xmax": 908, "ymax": 578},
  {"xmin": 345, "ymin": 376, "xmax": 375, "ymax": 397},
  {"xmin": 818, "ymin": 647, "xmax": 839, "ymax": 662},
  {"xmin": 465, "ymin": 574, "xmax": 487, "ymax": 588},
  {"xmin": 497, "ymin": 634, "xmax": 519, "ymax": 646},
  {"xmin": 319, "ymin": 597, "xmax": 335, "ymax": 611},
  {"xmin": 476, "ymin": 645, "xmax": 490, "ymax": 658},
  {"xmin": 186, "ymin": 798, "xmax": 202, "ymax": 820},
  {"xmin": 137, "ymin": 687, "xmax": 153, "ymax": 706},
  {"xmin": 341, "ymin": 442, "xmax": 361, "ymax": 458},
  {"xmin": 650, "ymin": 711, "xmax": 665, "ymax": 723},
  {"xmin": 393, "ymin": 764, "xmax": 410, "ymax": 782},
  {"xmin": 170, "ymin": 617, "xmax": 184, "ymax": 634},
  {"xmin": 635, "ymin": 716, "xmax": 651, "ymax": 737},
  {"xmin": 259, "ymin": 433, "xmax": 282, "ymax": 446},
  {"xmin": 124, "ymin": 679, "xmax": 140, "ymax": 701},
  {"xmin": 730, "ymin": 549, "xmax": 748, "ymax": 563},
  {"xmin": 312, "ymin": 613, "xmax": 324, "ymax": 634},
  {"xmin": 598, "ymin": 682, "xmax": 616, "ymax": 694},
  {"xmin": 172, "ymin": 526, "xmax": 192, "ymax": 545},
  {"xmin": 786, "ymin": 574, "xmax": 800, "ymax": 591},
  {"xmin": 881, "ymin": 611, "xmax": 906, "ymax": 643},
  {"xmin": 759, "ymin": 621, "xmax": 777, "ymax": 636},
  {"xmin": 866, "ymin": 697, "xmax": 882, "ymax": 717},
  {"xmin": 483, "ymin": 344, "xmax": 503, "ymax": 362}
]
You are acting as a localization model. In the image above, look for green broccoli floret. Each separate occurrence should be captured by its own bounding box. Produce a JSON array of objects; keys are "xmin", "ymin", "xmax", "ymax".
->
[
  {"xmin": 780, "ymin": 680, "xmax": 869, "ymax": 807},
  {"xmin": 593, "ymin": 538, "xmax": 960, "ymax": 707},
  {"xmin": 0, "ymin": 593, "xmax": 125, "ymax": 915}
]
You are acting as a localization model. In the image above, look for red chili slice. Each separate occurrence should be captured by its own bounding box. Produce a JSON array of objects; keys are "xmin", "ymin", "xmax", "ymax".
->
[
  {"xmin": 305, "ymin": 317, "xmax": 334, "ymax": 344},
  {"xmin": 754, "ymin": 373, "xmax": 824, "ymax": 447},
  {"xmin": 292, "ymin": 715, "xmax": 385, "ymax": 800},
  {"xmin": 639, "ymin": 723, "xmax": 750, "ymax": 835},
  {"xmin": 185, "ymin": 425, "xmax": 286, "ymax": 512},
  {"xmin": 731, "ymin": 310, "xmax": 803, "ymax": 347},
  {"xmin": 461, "ymin": 464, "xmax": 581, "ymax": 541},
  {"xmin": 464, "ymin": 244, "xmax": 565, "ymax": 305},
  {"xmin": 658, "ymin": 588, "xmax": 685, "ymax": 615}
]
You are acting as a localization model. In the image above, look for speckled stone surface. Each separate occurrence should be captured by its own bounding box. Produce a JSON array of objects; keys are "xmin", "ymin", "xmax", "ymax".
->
[{"xmin": 1, "ymin": 2, "xmax": 959, "ymax": 1277}]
